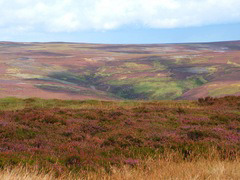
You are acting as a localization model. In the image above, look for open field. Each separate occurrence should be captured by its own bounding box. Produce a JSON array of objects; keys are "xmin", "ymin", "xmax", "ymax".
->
[
  {"xmin": 0, "ymin": 41, "xmax": 240, "ymax": 100},
  {"xmin": 0, "ymin": 96, "xmax": 239, "ymax": 179}
]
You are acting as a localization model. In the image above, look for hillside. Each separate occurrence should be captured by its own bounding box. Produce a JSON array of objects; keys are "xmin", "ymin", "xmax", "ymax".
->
[
  {"xmin": 0, "ymin": 96, "xmax": 239, "ymax": 174},
  {"xmin": 0, "ymin": 41, "xmax": 240, "ymax": 100}
]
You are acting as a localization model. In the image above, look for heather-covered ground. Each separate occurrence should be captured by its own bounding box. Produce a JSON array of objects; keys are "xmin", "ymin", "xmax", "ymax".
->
[
  {"xmin": 1, "ymin": 41, "xmax": 240, "ymax": 100},
  {"xmin": 0, "ymin": 96, "xmax": 239, "ymax": 177}
]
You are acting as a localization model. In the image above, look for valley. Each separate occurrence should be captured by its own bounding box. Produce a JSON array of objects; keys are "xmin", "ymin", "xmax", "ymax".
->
[{"xmin": 1, "ymin": 41, "xmax": 240, "ymax": 100}]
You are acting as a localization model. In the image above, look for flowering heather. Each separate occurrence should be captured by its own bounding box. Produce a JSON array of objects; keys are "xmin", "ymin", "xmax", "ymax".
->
[{"xmin": 0, "ymin": 96, "xmax": 239, "ymax": 172}]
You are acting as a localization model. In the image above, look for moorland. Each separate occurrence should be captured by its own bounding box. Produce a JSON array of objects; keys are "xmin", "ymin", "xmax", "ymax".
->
[
  {"xmin": 0, "ymin": 41, "xmax": 240, "ymax": 179},
  {"xmin": 0, "ymin": 41, "xmax": 240, "ymax": 100},
  {"xmin": 0, "ymin": 96, "xmax": 239, "ymax": 179}
]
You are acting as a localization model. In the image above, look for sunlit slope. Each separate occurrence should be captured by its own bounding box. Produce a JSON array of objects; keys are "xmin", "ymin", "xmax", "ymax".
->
[
  {"xmin": 0, "ymin": 41, "xmax": 240, "ymax": 100},
  {"xmin": 0, "ymin": 96, "xmax": 239, "ymax": 173}
]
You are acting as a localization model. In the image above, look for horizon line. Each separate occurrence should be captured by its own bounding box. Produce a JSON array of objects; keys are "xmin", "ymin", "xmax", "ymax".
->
[{"xmin": 1, "ymin": 39, "xmax": 240, "ymax": 45}]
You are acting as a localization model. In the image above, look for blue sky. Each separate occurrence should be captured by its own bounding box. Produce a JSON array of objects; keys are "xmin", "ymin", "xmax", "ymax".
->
[{"xmin": 1, "ymin": 0, "xmax": 240, "ymax": 44}]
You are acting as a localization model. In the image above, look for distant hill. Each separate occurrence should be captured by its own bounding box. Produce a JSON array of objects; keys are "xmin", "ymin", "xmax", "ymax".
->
[{"xmin": 0, "ymin": 40, "xmax": 240, "ymax": 100}]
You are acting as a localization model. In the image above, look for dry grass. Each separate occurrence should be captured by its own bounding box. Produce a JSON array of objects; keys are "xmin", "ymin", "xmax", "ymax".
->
[
  {"xmin": 0, "ymin": 167, "xmax": 55, "ymax": 180},
  {"xmin": 87, "ymin": 151, "xmax": 240, "ymax": 180},
  {"xmin": 93, "ymin": 160, "xmax": 240, "ymax": 180},
  {"xmin": 1, "ymin": 157, "xmax": 239, "ymax": 180}
]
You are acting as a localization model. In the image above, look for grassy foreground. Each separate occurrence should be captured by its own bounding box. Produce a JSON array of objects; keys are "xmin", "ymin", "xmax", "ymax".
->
[
  {"xmin": 0, "ymin": 156, "xmax": 239, "ymax": 179},
  {"xmin": 0, "ymin": 96, "xmax": 239, "ymax": 179}
]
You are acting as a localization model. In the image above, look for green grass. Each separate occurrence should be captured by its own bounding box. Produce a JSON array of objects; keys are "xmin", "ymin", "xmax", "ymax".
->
[
  {"xmin": 0, "ymin": 97, "xmax": 26, "ymax": 110},
  {"xmin": 108, "ymin": 76, "xmax": 207, "ymax": 100},
  {"xmin": 0, "ymin": 97, "xmax": 144, "ymax": 111},
  {"xmin": 123, "ymin": 62, "xmax": 151, "ymax": 70},
  {"xmin": 153, "ymin": 61, "xmax": 167, "ymax": 70},
  {"xmin": 134, "ymin": 80, "xmax": 182, "ymax": 100},
  {"xmin": 208, "ymin": 83, "xmax": 240, "ymax": 97}
]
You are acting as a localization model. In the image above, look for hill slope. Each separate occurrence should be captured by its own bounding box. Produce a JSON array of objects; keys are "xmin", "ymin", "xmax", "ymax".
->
[
  {"xmin": 0, "ymin": 96, "xmax": 239, "ymax": 172},
  {"xmin": 0, "ymin": 41, "xmax": 240, "ymax": 100}
]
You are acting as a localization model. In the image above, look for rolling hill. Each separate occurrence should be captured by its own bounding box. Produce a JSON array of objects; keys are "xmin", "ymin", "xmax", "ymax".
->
[{"xmin": 0, "ymin": 40, "xmax": 240, "ymax": 100}]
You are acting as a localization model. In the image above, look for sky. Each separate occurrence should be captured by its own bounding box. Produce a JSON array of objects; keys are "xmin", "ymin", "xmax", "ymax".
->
[{"xmin": 1, "ymin": 0, "xmax": 240, "ymax": 44}]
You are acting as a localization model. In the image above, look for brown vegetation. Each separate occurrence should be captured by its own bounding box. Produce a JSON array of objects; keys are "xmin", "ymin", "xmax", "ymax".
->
[
  {"xmin": 0, "ymin": 152, "xmax": 239, "ymax": 179},
  {"xmin": 0, "ymin": 96, "xmax": 239, "ymax": 179}
]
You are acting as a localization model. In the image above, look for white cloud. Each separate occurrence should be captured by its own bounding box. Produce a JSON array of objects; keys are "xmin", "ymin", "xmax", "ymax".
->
[{"xmin": 0, "ymin": 0, "xmax": 240, "ymax": 32}]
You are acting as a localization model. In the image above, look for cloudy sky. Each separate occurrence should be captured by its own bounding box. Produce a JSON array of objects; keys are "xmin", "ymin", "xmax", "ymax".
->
[{"xmin": 1, "ymin": 0, "xmax": 240, "ymax": 43}]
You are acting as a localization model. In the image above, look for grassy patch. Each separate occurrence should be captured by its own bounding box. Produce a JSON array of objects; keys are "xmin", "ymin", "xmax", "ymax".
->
[
  {"xmin": 153, "ymin": 61, "xmax": 167, "ymax": 70},
  {"xmin": 208, "ymin": 83, "xmax": 240, "ymax": 97},
  {"xmin": 227, "ymin": 60, "xmax": 240, "ymax": 67},
  {"xmin": 108, "ymin": 76, "xmax": 207, "ymax": 100}
]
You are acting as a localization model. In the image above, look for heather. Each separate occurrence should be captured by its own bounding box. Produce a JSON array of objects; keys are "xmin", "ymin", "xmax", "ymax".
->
[
  {"xmin": 1, "ymin": 41, "xmax": 240, "ymax": 101},
  {"xmin": 0, "ymin": 96, "xmax": 239, "ymax": 175}
]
